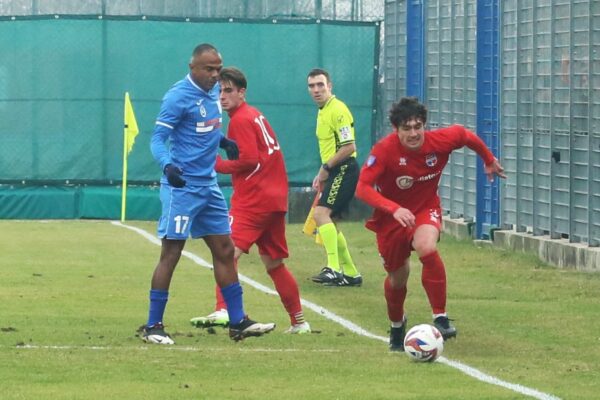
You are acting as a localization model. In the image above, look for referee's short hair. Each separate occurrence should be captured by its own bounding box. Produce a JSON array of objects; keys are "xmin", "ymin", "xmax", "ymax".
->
[
  {"xmin": 219, "ymin": 67, "xmax": 247, "ymax": 90},
  {"xmin": 307, "ymin": 68, "xmax": 331, "ymax": 82}
]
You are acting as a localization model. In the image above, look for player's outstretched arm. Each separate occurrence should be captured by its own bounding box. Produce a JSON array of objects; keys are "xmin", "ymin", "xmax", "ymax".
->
[
  {"xmin": 484, "ymin": 158, "xmax": 507, "ymax": 182},
  {"xmin": 461, "ymin": 129, "xmax": 507, "ymax": 182}
]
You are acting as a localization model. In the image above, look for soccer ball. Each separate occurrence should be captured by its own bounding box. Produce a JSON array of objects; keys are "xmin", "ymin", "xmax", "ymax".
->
[{"xmin": 403, "ymin": 324, "xmax": 444, "ymax": 362}]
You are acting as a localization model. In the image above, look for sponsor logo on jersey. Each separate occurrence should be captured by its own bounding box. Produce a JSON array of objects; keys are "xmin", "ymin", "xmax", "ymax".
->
[
  {"xmin": 396, "ymin": 175, "xmax": 414, "ymax": 189},
  {"xmin": 417, "ymin": 171, "xmax": 441, "ymax": 182},
  {"xmin": 396, "ymin": 171, "xmax": 440, "ymax": 190},
  {"xmin": 196, "ymin": 117, "xmax": 222, "ymax": 134},
  {"xmin": 425, "ymin": 153, "xmax": 437, "ymax": 167}
]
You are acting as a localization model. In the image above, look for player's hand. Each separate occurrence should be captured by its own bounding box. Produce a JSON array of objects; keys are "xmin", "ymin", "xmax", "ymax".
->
[
  {"xmin": 219, "ymin": 137, "xmax": 239, "ymax": 160},
  {"xmin": 164, "ymin": 164, "xmax": 186, "ymax": 188},
  {"xmin": 392, "ymin": 207, "xmax": 416, "ymax": 228},
  {"xmin": 485, "ymin": 158, "xmax": 507, "ymax": 182}
]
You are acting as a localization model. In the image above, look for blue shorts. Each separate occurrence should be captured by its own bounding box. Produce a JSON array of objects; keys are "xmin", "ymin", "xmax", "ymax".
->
[{"xmin": 157, "ymin": 183, "xmax": 231, "ymax": 239}]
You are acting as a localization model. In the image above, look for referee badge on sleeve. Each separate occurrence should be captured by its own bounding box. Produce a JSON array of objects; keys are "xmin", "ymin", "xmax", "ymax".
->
[{"xmin": 340, "ymin": 126, "xmax": 352, "ymax": 141}]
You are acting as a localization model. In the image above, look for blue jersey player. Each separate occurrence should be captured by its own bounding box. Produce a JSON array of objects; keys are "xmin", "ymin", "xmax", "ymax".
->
[{"xmin": 141, "ymin": 43, "xmax": 276, "ymax": 344}]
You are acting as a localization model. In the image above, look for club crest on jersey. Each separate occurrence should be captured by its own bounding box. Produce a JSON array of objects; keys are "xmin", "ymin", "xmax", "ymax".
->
[
  {"xmin": 399, "ymin": 157, "xmax": 407, "ymax": 166},
  {"xmin": 396, "ymin": 175, "xmax": 414, "ymax": 190},
  {"xmin": 425, "ymin": 153, "xmax": 437, "ymax": 167},
  {"xmin": 197, "ymin": 99, "xmax": 207, "ymax": 117}
]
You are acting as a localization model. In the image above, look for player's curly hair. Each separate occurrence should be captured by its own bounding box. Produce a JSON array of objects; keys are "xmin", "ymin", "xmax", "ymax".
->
[{"xmin": 389, "ymin": 97, "xmax": 428, "ymax": 128}]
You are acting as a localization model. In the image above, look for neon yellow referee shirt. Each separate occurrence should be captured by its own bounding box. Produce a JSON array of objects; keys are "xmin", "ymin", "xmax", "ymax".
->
[{"xmin": 315, "ymin": 95, "xmax": 357, "ymax": 163}]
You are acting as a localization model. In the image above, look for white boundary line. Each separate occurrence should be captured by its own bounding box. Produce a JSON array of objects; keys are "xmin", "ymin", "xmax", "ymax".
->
[
  {"xmin": 9, "ymin": 344, "xmax": 339, "ymax": 353},
  {"xmin": 111, "ymin": 221, "xmax": 560, "ymax": 400}
]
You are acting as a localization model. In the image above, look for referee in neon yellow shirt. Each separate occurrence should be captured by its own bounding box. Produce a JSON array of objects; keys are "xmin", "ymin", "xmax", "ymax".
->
[{"xmin": 306, "ymin": 68, "xmax": 362, "ymax": 286}]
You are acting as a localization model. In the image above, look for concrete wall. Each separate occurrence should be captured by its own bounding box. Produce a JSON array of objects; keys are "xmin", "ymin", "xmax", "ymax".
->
[{"xmin": 443, "ymin": 217, "xmax": 600, "ymax": 272}]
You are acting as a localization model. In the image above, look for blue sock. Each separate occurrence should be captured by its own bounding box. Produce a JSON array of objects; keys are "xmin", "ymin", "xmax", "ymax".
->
[
  {"xmin": 221, "ymin": 282, "xmax": 245, "ymax": 325},
  {"xmin": 147, "ymin": 289, "xmax": 169, "ymax": 327}
]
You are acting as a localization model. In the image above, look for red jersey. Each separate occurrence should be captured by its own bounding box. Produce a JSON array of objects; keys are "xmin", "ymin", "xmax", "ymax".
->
[
  {"xmin": 216, "ymin": 102, "xmax": 288, "ymax": 213},
  {"xmin": 356, "ymin": 125, "xmax": 495, "ymax": 232}
]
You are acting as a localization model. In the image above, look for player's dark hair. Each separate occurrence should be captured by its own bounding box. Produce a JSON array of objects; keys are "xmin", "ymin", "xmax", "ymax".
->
[
  {"xmin": 307, "ymin": 68, "xmax": 331, "ymax": 83},
  {"xmin": 219, "ymin": 67, "xmax": 247, "ymax": 90},
  {"xmin": 192, "ymin": 43, "xmax": 218, "ymax": 56},
  {"xmin": 389, "ymin": 97, "xmax": 428, "ymax": 127}
]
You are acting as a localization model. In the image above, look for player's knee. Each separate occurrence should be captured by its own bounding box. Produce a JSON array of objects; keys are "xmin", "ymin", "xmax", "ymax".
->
[
  {"xmin": 388, "ymin": 263, "xmax": 410, "ymax": 288},
  {"xmin": 221, "ymin": 241, "xmax": 235, "ymax": 260},
  {"xmin": 412, "ymin": 240, "xmax": 437, "ymax": 258}
]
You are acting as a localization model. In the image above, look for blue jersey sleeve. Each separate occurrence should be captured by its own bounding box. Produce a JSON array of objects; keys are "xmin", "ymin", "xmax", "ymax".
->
[{"xmin": 151, "ymin": 91, "xmax": 184, "ymax": 171}]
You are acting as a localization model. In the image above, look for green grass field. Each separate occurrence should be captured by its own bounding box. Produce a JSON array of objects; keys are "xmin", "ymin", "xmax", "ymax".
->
[{"xmin": 1, "ymin": 219, "xmax": 599, "ymax": 399}]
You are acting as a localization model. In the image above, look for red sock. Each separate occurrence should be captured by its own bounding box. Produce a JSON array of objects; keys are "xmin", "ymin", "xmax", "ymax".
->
[
  {"xmin": 215, "ymin": 258, "xmax": 238, "ymax": 311},
  {"xmin": 420, "ymin": 251, "xmax": 447, "ymax": 314},
  {"xmin": 384, "ymin": 276, "xmax": 407, "ymax": 323},
  {"xmin": 215, "ymin": 285, "xmax": 227, "ymax": 311},
  {"xmin": 268, "ymin": 263, "xmax": 304, "ymax": 325}
]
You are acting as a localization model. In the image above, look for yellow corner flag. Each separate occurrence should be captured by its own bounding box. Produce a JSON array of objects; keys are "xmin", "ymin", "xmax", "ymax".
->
[
  {"xmin": 302, "ymin": 191, "xmax": 323, "ymax": 245},
  {"xmin": 121, "ymin": 92, "xmax": 139, "ymax": 222},
  {"xmin": 124, "ymin": 92, "xmax": 139, "ymax": 154}
]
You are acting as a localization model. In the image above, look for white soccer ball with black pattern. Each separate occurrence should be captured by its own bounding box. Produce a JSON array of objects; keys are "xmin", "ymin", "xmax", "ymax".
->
[{"xmin": 403, "ymin": 324, "xmax": 444, "ymax": 362}]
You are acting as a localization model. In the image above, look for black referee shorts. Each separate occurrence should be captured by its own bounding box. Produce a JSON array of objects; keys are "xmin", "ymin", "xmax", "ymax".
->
[{"xmin": 318, "ymin": 157, "xmax": 359, "ymax": 218}]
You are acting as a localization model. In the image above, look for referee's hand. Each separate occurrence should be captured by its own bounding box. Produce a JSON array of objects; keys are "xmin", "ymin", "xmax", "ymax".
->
[{"xmin": 164, "ymin": 164, "xmax": 186, "ymax": 188}]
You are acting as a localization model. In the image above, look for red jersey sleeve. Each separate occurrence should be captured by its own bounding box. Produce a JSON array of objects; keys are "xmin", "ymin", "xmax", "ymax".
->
[
  {"xmin": 215, "ymin": 116, "xmax": 259, "ymax": 174},
  {"xmin": 356, "ymin": 145, "xmax": 402, "ymax": 215},
  {"xmin": 443, "ymin": 125, "xmax": 496, "ymax": 165},
  {"xmin": 462, "ymin": 128, "xmax": 496, "ymax": 165}
]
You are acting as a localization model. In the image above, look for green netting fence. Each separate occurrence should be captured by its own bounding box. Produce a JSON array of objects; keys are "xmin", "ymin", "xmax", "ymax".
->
[{"xmin": 0, "ymin": 16, "xmax": 379, "ymax": 219}]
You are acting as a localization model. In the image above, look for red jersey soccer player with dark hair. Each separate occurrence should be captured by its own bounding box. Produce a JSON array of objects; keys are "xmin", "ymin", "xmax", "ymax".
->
[
  {"xmin": 356, "ymin": 97, "xmax": 505, "ymax": 351},
  {"xmin": 190, "ymin": 67, "xmax": 310, "ymax": 334}
]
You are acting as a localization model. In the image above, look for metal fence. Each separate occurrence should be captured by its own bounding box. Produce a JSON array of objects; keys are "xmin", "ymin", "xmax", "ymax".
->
[
  {"xmin": 383, "ymin": 0, "xmax": 600, "ymax": 247},
  {"xmin": 426, "ymin": 0, "xmax": 478, "ymax": 222},
  {"xmin": 501, "ymin": 0, "xmax": 600, "ymax": 246},
  {"xmin": 0, "ymin": 0, "xmax": 384, "ymax": 21}
]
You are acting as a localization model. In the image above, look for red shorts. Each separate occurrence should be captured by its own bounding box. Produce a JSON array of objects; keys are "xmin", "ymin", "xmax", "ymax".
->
[
  {"xmin": 375, "ymin": 208, "xmax": 442, "ymax": 272},
  {"xmin": 230, "ymin": 211, "xmax": 289, "ymax": 260}
]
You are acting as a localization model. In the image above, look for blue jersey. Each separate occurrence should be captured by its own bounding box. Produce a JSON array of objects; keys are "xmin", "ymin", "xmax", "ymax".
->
[{"xmin": 151, "ymin": 75, "xmax": 224, "ymax": 186}]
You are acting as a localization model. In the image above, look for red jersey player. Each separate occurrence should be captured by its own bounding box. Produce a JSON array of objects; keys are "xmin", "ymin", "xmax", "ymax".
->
[
  {"xmin": 356, "ymin": 97, "xmax": 506, "ymax": 351},
  {"xmin": 190, "ymin": 67, "xmax": 310, "ymax": 334}
]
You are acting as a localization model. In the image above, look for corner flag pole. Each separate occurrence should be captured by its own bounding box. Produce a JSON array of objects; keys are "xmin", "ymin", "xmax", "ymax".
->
[{"xmin": 121, "ymin": 92, "xmax": 139, "ymax": 222}]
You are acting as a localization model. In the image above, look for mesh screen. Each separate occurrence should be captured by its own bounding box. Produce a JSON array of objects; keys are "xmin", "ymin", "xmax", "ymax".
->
[{"xmin": 0, "ymin": 17, "xmax": 378, "ymax": 186}]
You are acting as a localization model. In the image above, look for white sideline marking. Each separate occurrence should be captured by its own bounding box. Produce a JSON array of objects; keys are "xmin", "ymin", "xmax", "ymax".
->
[
  {"xmin": 111, "ymin": 221, "xmax": 560, "ymax": 400},
  {"xmin": 9, "ymin": 344, "xmax": 338, "ymax": 353}
]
